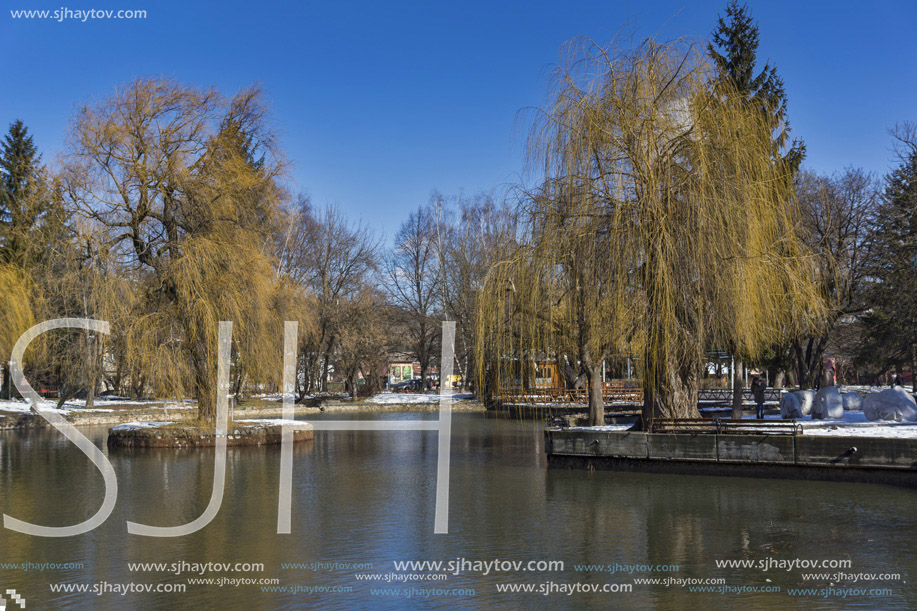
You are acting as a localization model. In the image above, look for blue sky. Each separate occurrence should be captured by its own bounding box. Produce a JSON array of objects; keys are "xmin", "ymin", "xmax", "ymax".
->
[{"xmin": 1, "ymin": 1, "xmax": 915, "ymax": 239}]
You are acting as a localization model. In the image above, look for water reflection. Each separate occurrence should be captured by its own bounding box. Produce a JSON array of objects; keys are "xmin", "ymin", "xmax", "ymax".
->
[{"xmin": 0, "ymin": 413, "xmax": 913, "ymax": 610}]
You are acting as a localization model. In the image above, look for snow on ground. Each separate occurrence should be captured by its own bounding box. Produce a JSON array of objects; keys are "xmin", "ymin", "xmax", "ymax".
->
[
  {"xmin": 66, "ymin": 397, "xmax": 154, "ymax": 407},
  {"xmin": 570, "ymin": 409, "xmax": 917, "ymax": 438},
  {"xmin": 110, "ymin": 421, "xmax": 173, "ymax": 431},
  {"xmin": 0, "ymin": 400, "xmax": 116, "ymax": 414},
  {"xmin": 569, "ymin": 424, "xmax": 632, "ymax": 432},
  {"xmin": 0, "ymin": 397, "xmax": 199, "ymax": 414},
  {"xmin": 839, "ymin": 385, "xmax": 900, "ymax": 394},
  {"xmin": 235, "ymin": 419, "xmax": 311, "ymax": 427},
  {"xmin": 800, "ymin": 424, "xmax": 917, "ymax": 438},
  {"xmin": 367, "ymin": 393, "xmax": 474, "ymax": 405},
  {"xmin": 781, "ymin": 410, "xmax": 917, "ymax": 437},
  {"xmin": 249, "ymin": 393, "xmax": 284, "ymax": 402}
]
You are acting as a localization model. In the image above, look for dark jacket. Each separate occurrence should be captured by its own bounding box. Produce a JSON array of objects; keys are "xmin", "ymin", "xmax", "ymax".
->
[{"xmin": 752, "ymin": 380, "xmax": 766, "ymax": 403}]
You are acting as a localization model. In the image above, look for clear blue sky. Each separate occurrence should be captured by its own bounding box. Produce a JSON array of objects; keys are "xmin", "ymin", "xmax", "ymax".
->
[{"xmin": 1, "ymin": 1, "xmax": 915, "ymax": 239}]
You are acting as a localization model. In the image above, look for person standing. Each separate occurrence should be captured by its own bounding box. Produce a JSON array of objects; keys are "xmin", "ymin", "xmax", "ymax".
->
[{"xmin": 752, "ymin": 376, "xmax": 766, "ymax": 419}]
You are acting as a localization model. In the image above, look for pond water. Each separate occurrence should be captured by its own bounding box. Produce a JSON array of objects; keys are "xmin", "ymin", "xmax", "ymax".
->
[{"xmin": 0, "ymin": 411, "xmax": 914, "ymax": 609}]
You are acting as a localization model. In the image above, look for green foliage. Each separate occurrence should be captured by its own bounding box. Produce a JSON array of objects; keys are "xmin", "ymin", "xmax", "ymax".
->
[
  {"xmin": 0, "ymin": 120, "xmax": 49, "ymax": 267},
  {"xmin": 857, "ymin": 150, "xmax": 917, "ymax": 370},
  {"xmin": 708, "ymin": 1, "xmax": 805, "ymax": 171}
]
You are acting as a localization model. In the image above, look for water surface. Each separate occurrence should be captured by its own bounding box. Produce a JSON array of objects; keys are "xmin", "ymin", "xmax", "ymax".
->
[{"xmin": 0, "ymin": 411, "xmax": 913, "ymax": 610}]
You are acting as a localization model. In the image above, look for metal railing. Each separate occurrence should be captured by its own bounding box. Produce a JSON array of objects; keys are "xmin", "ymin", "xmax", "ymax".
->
[
  {"xmin": 649, "ymin": 417, "xmax": 800, "ymax": 435},
  {"xmin": 496, "ymin": 384, "xmax": 643, "ymax": 405},
  {"xmin": 697, "ymin": 388, "xmax": 784, "ymax": 402}
]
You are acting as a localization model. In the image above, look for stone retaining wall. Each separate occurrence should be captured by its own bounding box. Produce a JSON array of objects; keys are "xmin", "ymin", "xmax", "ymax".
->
[
  {"xmin": 107, "ymin": 424, "xmax": 314, "ymax": 448},
  {"xmin": 546, "ymin": 429, "xmax": 917, "ymax": 486}
]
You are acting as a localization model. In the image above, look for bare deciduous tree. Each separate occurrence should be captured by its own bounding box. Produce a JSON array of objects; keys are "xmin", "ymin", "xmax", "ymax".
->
[
  {"xmin": 789, "ymin": 168, "xmax": 879, "ymax": 388},
  {"xmin": 386, "ymin": 204, "xmax": 441, "ymax": 387},
  {"xmin": 431, "ymin": 192, "xmax": 518, "ymax": 391},
  {"xmin": 276, "ymin": 200, "xmax": 378, "ymax": 395}
]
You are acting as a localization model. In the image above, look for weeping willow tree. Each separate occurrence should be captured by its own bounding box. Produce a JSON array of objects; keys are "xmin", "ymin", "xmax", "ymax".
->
[
  {"xmin": 473, "ymin": 179, "xmax": 635, "ymax": 426},
  {"xmin": 0, "ymin": 265, "xmax": 36, "ymax": 397},
  {"xmin": 62, "ymin": 77, "xmax": 309, "ymax": 422},
  {"xmin": 476, "ymin": 38, "xmax": 824, "ymax": 428}
]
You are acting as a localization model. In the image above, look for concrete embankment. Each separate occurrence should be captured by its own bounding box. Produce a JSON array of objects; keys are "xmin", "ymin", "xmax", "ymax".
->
[
  {"xmin": 546, "ymin": 428, "xmax": 917, "ymax": 487},
  {"xmin": 107, "ymin": 423, "xmax": 314, "ymax": 448}
]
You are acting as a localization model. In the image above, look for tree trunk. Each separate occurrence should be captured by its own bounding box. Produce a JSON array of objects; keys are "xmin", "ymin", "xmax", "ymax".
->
[
  {"xmin": 130, "ymin": 373, "xmax": 145, "ymax": 401},
  {"xmin": 794, "ymin": 336, "xmax": 828, "ymax": 389},
  {"xmin": 56, "ymin": 386, "xmax": 79, "ymax": 410},
  {"xmin": 85, "ymin": 334, "xmax": 101, "ymax": 411},
  {"xmin": 191, "ymin": 338, "xmax": 216, "ymax": 423},
  {"xmin": 773, "ymin": 370, "xmax": 786, "ymax": 390},
  {"xmin": 641, "ymin": 343, "xmax": 700, "ymax": 429},
  {"xmin": 85, "ymin": 377, "xmax": 97, "ymax": 410},
  {"xmin": 320, "ymin": 352, "xmax": 330, "ymax": 392},
  {"xmin": 582, "ymin": 354, "xmax": 604, "ymax": 427},
  {"xmin": 731, "ymin": 359, "xmax": 744, "ymax": 419},
  {"xmin": 349, "ymin": 370, "xmax": 358, "ymax": 400},
  {"xmin": 296, "ymin": 356, "xmax": 307, "ymax": 403},
  {"xmin": 911, "ymin": 344, "xmax": 917, "ymax": 394},
  {"xmin": 1, "ymin": 364, "xmax": 10, "ymax": 400}
]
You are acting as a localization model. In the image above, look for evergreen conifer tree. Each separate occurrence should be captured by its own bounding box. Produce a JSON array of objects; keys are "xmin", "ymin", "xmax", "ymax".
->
[{"xmin": 708, "ymin": 1, "xmax": 805, "ymax": 171}]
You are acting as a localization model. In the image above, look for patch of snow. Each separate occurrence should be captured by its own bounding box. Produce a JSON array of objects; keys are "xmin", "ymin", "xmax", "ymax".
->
[
  {"xmin": 66, "ymin": 398, "xmax": 154, "ymax": 407},
  {"xmin": 839, "ymin": 385, "xmax": 901, "ymax": 394},
  {"xmin": 573, "ymin": 409, "xmax": 917, "ymax": 438},
  {"xmin": 0, "ymin": 400, "xmax": 73, "ymax": 414},
  {"xmin": 367, "ymin": 393, "xmax": 474, "ymax": 405},
  {"xmin": 235, "ymin": 419, "xmax": 311, "ymax": 427},
  {"xmin": 802, "ymin": 424, "xmax": 917, "ymax": 438},
  {"xmin": 568, "ymin": 424, "xmax": 632, "ymax": 432},
  {"xmin": 110, "ymin": 421, "xmax": 173, "ymax": 431}
]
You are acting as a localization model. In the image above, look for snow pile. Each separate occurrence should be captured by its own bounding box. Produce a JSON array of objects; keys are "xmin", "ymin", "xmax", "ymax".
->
[
  {"xmin": 795, "ymin": 390, "xmax": 815, "ymax": 415},
  {"xmin": 841, "ymin": 392, "xmax": 863, "ymax": 411},
  {"xmin": 863, "ymin": 388, "xmax": 917, "ymax": 422},
  {"xmin": 781, "ymin": 390, "xmax": 815, "ymax": 418},
  {"xmin": 779, "ymin": 393, "xmax": 801, "ymax": 418},
  {"xmin": 813, "ymin": 387, "xmax": 844, "ymax": 420},
  {"xmin": 110, "ymin": 421, "xmax": 173, "ymax": 431}
]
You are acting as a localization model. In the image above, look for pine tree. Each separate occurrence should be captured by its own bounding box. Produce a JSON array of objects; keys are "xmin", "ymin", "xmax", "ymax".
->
[
  {"xmin": 0, "ymin": 120, "xmax": 44, "ymax": 265},
  {"xmin": 708, "ymin": 1, "xmax": 805, "ymax": 171},
  {"xmin": 858, "ymin": 151, "xmax": 917, "ymax": 379}
]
